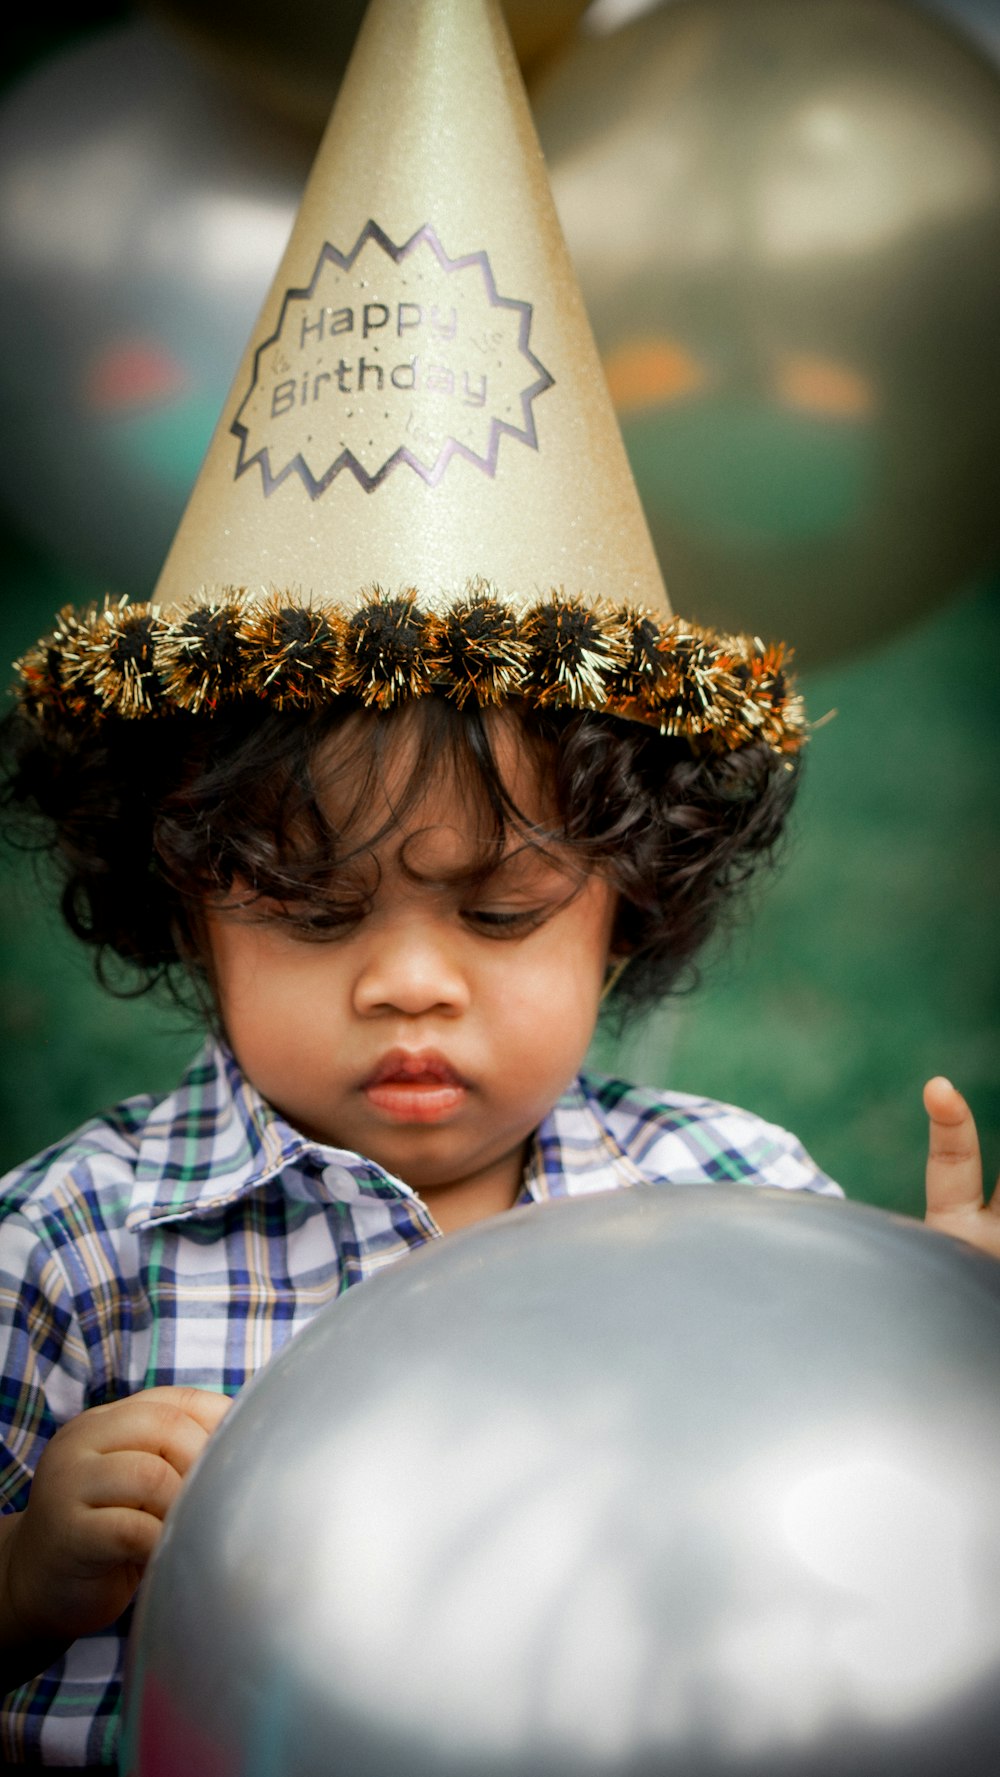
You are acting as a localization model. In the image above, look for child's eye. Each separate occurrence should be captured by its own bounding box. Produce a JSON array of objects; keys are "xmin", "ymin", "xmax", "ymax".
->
[
  {"xmin": 461, "ymin": 906, "xmax": 547, "ymax": 937},
  {"xmin": 272, "ymin": 906, "xmax": 369, "ymax": 943}
]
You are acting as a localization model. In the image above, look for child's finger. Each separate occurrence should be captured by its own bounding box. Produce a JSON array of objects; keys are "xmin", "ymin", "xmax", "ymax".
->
[
  {"xmin": 84, "ymin": 1388, "xmax": 231, "ymax": 1476},
  {"xmin": 923, "ymin": 1075, "xmax": 985, "ymax": 1219},
  {"xmin": 86, "ymin": 1506, "xmax": 164, "ymax": 1569},
  {"xmin": 79, "ymin": 1449, "xmax": 187, "ymax": 1522},
  {"xmin": 136, "ymin": 1385, "xmax": 233, "ymax": 1443},
  {"xmin": 69, "ymin": 1500, "xmax": 169, "ymax": 1573}
]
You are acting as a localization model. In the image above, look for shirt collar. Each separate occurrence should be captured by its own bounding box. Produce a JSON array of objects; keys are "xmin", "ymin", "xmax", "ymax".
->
[
  {"xmin": 521, "ymin": 1071, "xmax": 648, "ymax": 1203},
  {"xmin": 126, "ymin": 1042, "xmax": 644, "ymax": 1232},
  {"xmin": 126, "ymin": 1038, "xmax": 407, "ymax": 1231}
]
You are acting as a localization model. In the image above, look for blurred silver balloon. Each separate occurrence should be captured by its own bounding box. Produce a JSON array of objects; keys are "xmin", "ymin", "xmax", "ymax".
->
[
  {"xmin": 914, "ymin": 0, "xmax": 1000, "ymax": 66},
  {"xmin": 535, "ymin": 0, "xmax": 1000, "ymax": 666},
  {"xmin": 0, "ymin": 21, "xmax": 306, "ymax": 597},
  {"xmin": 122, "ymin": 1186, "xmax": 1000, "ymax": 1776}
]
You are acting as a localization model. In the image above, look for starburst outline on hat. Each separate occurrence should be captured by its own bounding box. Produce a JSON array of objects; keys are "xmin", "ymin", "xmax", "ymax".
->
[{"xmin": 230, "ymin": 220, "xmax": 554, "ymax": 500}]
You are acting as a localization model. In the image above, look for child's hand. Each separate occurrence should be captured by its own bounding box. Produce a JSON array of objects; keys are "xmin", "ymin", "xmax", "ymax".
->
[
  {"xmin": 924, "ymin": 1076, "xmax": 1000, "ymax": 1257},
  {"xmin": 0, "ymin": 1385, "xmax": 230, "ymax": 1658}
]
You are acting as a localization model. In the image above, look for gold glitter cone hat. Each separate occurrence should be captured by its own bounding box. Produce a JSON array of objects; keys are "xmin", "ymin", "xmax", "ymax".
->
[
  {"xmin": 157, "ymin": 0, "xmax": 664, "ymax": 622},
  {"xmin": 14, "ymin": 0, "xmax": 804, "ymax": 753}
]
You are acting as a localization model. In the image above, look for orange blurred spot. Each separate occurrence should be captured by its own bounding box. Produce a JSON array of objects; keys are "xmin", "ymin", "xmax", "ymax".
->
[
  {"xmin": 84, "ymin": 339, "xmax": 189, "ymax": 415},
  {"xmin": 603, "ymin": 337, "xmax": 709, "ymax": 414},
  {"xmin": 775, "ymin": 354, "xmax": 875, "ymax": 420}
]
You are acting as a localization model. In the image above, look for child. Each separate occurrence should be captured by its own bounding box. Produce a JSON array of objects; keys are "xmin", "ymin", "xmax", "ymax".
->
[{"xmin": 0, "ymin": 0, "xmax": 994, "ymax": 1767}]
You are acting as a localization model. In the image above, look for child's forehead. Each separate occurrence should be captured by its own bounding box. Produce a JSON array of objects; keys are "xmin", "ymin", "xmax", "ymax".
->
[{"xmin": 312, "ymin": 704, "xmax": 550, "ymax": 844}]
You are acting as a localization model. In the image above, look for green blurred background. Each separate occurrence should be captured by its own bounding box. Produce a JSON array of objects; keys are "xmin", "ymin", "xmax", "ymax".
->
[{"xmin": 1, "ymin": 1, "xmax": 998, "ymax": 1216}]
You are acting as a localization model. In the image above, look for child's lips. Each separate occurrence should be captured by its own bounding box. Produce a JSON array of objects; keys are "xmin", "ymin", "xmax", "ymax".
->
[{"xmin": 361, "ymin": 1050, "xmax": 469, "ymax": 1123}]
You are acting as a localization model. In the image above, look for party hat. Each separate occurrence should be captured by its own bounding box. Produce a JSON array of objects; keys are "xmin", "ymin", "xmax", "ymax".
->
[{"xmin": 14, "ymin": 0, "xmax": 804, "ymax": 752}]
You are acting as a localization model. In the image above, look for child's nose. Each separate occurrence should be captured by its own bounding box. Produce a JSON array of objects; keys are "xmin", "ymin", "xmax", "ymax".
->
[{"xmin": 351, "ymin": 921, "xmax": 471, "ymax": 1018}]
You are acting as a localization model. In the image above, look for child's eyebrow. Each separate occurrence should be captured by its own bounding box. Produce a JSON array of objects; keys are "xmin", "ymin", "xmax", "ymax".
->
[
  {"xmin": 486, "ymin": 841, "xmax": 578, "ymax": 880},
  {"xmin": 393, "ymin": 829, "xmax": 580, "ymax": 895},
  {"xmin": 459, "ymin": 847, "xmax": 586, "ymax": 901}
]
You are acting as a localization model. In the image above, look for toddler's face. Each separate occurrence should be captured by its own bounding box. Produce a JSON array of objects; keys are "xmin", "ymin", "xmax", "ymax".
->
[{"xmin": 204, "ymin": 716, "xmax": 617, "ymax": 1232}]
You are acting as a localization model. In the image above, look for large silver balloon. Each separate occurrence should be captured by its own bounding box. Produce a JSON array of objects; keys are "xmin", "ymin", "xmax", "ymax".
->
[
  {"xmin": 121, "ymin": 1187, "xmax": 1000, "ymax": 1776},
  {"xmin": 535, "ymin": 0, "xmax": 1000, "ymax": 666},
  {"xmin": 0, "ymin": 22, "xmax": 307, "ymax": 596},
  {"xmin": 915, "ymin": 0, "xmax": 1000, "ymax": 66}
]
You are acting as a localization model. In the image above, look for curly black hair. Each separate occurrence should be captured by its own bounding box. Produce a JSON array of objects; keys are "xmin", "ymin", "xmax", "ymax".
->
[{"xmin": 0, "ymin": 696, "xmax": 800, "ymax": 1027}]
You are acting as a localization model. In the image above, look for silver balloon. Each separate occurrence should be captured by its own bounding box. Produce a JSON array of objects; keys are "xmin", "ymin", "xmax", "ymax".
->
[
  {"xmin": 0, "ymin": 22, "xmax": 307, "ymax": 596},
  {"xmin": 121, "ymin": 1187, "xmax": 1000, "ymax": 1776},
  {"xmin": 534, "ymin": 0, "xmax": 1000, "ymax": 666},
  {"xmin": 914, "ymin": 0, "xmax": 1000, "ymax": 66}
]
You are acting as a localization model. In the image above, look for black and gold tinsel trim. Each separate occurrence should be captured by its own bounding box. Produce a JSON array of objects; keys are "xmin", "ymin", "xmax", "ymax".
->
[
  {"xmin": 156, "ymin": 592, "xmax": 249, "ymax": 713},
  {"xmin": 342, "ymin": 589, "xmax": 437, "ymax": 708},
  {"xmin": 240, "ymin": 594, "xmax": 343, "ymax": 708},
  {"xmin": 12, "ymin": 587, "xmax": 807, "ymax": 755}
]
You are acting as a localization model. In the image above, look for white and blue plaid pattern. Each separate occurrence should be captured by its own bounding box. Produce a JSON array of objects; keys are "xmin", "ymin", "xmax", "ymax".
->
[{"xmin": 0, "ymin": 1039, "xmax": 838, "ymax": 1767}]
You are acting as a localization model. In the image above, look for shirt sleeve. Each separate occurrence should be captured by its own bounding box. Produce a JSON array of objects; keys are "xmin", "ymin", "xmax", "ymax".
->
[
  {"xmin": 0, "ymin": 1209, "xmax": 89, "ymax": 1513},
  {"xmin": 593, "ymin": 1077, "xmax": 843, "ymax": 1198},
  {"xmin": 735, "ymin": 1116, "xmax": 842, "ymax": 1196}
]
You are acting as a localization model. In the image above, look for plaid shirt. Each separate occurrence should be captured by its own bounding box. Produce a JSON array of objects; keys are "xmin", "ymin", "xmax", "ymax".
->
[{"xmin": 0, "ymin": 1038, "xmax": 838, "ymax": 1768}]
